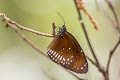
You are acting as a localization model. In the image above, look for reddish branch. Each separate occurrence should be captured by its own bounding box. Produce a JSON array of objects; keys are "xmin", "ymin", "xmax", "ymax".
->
[
  {"xmin": 76, "ymin": 0, "xmax": 99, "ymax": 30},
  {"xmin": 73, "ymin": 0, "xmax": 120, "ymax": 80},
  {"xmin": 73, "ymin": 0, "xmax": 101, "ymax": 69}
]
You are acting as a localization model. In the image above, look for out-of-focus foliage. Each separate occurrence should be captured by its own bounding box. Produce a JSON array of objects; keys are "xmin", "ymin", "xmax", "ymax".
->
[{"xmin": 0, "ymin": 0, "xmax": 120, "ymax": 80}]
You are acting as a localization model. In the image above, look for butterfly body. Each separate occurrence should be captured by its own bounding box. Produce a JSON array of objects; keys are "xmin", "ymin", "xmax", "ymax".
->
[{"xmin": 47, "ymin": 25, "xmax": 88, "ymax": 73}]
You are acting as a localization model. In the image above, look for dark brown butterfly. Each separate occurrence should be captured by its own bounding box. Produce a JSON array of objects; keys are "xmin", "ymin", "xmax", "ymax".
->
[{"xmin": 47, "ymin": 25, "xmax": 88, "ymax": 73}]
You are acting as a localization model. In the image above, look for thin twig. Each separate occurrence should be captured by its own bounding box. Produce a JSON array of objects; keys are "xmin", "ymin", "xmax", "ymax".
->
[
  {"xmin": 15, "ymin": 28, "xmax": 85, "ymax": 80},
  {"xmin": 67, "ymin": 70, "xmax": 86, "ymax": 80},
  {"xmin": 86, "ymin": 56, "xmax": 105, "ymax": 75},
  {"xmin": 73, "ymin": 0, "xmax": 108, "ymax": 78},
  {"xmin": 0, "ymin": 13, "xmax": 54, "ymax": 38},
  {"xmin": 106, "ymin": 38, "xmax": 120, "ymax": 72},
  {"xmin": 101, "ymin": 9, "xmax": 115, "ymax": 27},
  {"xmin": 73, "ymin": 0, "xmax": 101, "ymax": 69},
  {"xmin": 0, "ymin": 12, "xmax": 84, "ymax": 80},
  {"xmin": 16, "ymin": 28, "xmax": 48, "ymax": 57},
  {"xmin": 103, "ymin": 1, "xmax": 120, "ymax": 80},
  {"xmin": 86, "ymin": 56, "xmax": 97, "ymax": 68},
  {"xmin": 95, "ymin": 0, "xmax": 120, "ymax": 74},
  {"xmin": 76, "ymin": 0, "xmax": 99, "ymax": 30},
  {"xmin": 52, "ymin": 22, "xmax": 56, "ymax": 36},
  {"xmin": 104, "ymin": 0, "xmax": 120, "ymax": 33},
  {"xmin": 3, "ymin": 21, "xmax": 48, "ymax": 58},
  {"xmin": 14, "ymin": 25, "xmax": 85, "ymax": 80}
]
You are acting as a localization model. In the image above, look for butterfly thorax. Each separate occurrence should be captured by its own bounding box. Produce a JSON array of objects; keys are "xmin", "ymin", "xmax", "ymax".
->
[{"xmin": 57, "ymin": 25, "xmax": 67, "ymax": 35}]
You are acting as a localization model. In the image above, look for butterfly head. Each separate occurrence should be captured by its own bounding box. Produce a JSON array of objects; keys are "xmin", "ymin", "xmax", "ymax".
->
[{"xmin": 57, "ymin": 25, "xmax": 67, "ymax": 35}]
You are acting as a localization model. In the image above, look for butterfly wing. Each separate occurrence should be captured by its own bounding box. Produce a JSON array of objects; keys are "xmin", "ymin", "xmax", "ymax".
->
[
  {"xmin": 47, "ymin": 31, "xmax": 88, "ymax": 73},
  {"xmin": 67, "ymin": 32, "xmax": 88, "ymax": 73}
]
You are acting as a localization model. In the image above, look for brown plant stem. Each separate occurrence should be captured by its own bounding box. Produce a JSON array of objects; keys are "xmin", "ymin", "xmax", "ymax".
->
[
  {"xmin": 74, "ymin": 0, "xmax": 120, "ymax": 80},
  {"xmin": 0, "ymin": 13, "xmax": 85, "ymax": 80},
  {"xmin": 73, "ymin": 0, "xmax": 101, "ymax": 69},
  {"xmin": 86, "ymin": 56, "xmax": 97, "ymax": 68},
  {"xmin": 106, "ymin": 38, "xmax": 120, "ymax": 73},
  {"xmin": 76, "ymin": 0, "xmax": 99, "ymax": 30},
  {"xmin": 73, "ymin": 0, "xmax": 108, "ymax": 79},
  {"xmin": 14, "ymin": 26, "xmax": 47, "ymax": 57},
  {"xmin": 0, "ymin": 13, "xmax": 54, "ymax": 38},
  {"xmin": 104, "ymin": 1, "xmax": 120, "ymax": 80},
  {"xmin": 104, "ymin": 72, "xmax": 109, "ymax": 80},
  {"xmin": 104, "ymin": 0, "xmax": 120, "ymax": 33},
  {"xmin": 15, "ymin": 25, "xmax": 85, "ymax": 80}
]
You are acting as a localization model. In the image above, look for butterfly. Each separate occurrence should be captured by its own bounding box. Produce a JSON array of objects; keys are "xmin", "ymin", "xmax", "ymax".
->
[{"xmin": 47, "ymin": 25, "xmax": 88, "ymax": 73}]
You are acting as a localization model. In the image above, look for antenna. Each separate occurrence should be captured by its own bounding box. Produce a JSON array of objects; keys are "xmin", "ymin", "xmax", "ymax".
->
[{"xmin": 57, "ymin": 12, "xmax": 65, "ymax": 25}]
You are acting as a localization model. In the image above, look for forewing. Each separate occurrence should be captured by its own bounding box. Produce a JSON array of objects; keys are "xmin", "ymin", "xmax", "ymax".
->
[
  {"xmin": 47, "ymin": 32, "xmax": 75, "ymax": 68},
  {"xmin": 47, "ymin": 32, "xmax": 88, "ymax": 73},
  {"xmin": 67, "ymin": 32, "xmax": 88, "ymax": 73}
]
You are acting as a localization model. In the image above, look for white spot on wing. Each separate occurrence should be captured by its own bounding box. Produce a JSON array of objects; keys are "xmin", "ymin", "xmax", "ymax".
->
[
  {"xmin": 57, "ymin": 55, "xmax": 60, "ymax": 59},
  {"xmin": 74, "ymin": 66, "xmax": 76, "ymax": 68},
  {"xmin": 61, "ymin": 61, "xmax": 63, "ymax": 63},
  {"xmin": 51, "ymin": 55, "xmax": 53, "ymax": 58},
  {"xmin": 55, "ymin": 53, "xmax": 58, "ymax": 58},
  {"xmin": 51, "ymin": 50, "xmax": 54, "ymax": 54},
  {"xmin": 71, "ymin": 56, "xmax": 73, "ymax": 58},
  {"xmin": 55, "ymin": 59, "xmax": 57, "ymax": 62},
  {"xmin": 60, "ymin": 52, "xmax": 63, "ymax": 53},
  {"xmin": 49, "ymin": 49, "xmax": 52, "ymax": 52},
  {"xmin": 84, "ymin": 63, "xmax": 88, "ymax": 67},
  {"xmin": 63, "ymin": 58, "xmax": 66, "ymax": 61},
  {"xmin": 81, "ymin": 67, "xmax": 83, "ymax": 70},
  {"xmin": 66, "ymin": 62, "xmax": 68, "ymax": 64},
  {"xmin": 67, "ymin": 58, "xmax": 70, "ymax": 61},
  {"xmin": 81, "ymin": 50, "xmax": 83, "ymax": 53},
  {"xmin": 59, "ymin": 56, "xmax": 63, "ymax": 61},
  {"xmin": 53, "ymin": 52, "xmax": 56, "ymax": 56},
  {"xmin": 53, "ymin": 58, "xmax": 55, "ymax": 60},
  {"xmin": 69, "ymin": 48, "xmax": 71, "ymax": 50},
  {"xmin": 63, "ymin": 63, "xmax": 65, "ymax": 65}
]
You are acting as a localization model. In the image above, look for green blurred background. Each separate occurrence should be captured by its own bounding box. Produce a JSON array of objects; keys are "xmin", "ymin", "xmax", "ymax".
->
[{"xmin": 0, "ymin": 0, "xmax": 120, "ymax": 80}]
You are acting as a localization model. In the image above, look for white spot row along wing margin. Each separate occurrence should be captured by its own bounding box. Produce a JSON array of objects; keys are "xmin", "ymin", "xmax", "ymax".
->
[{"xmin": 47, "ymin": 49, "xmax": 74, "ymax": 65}]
